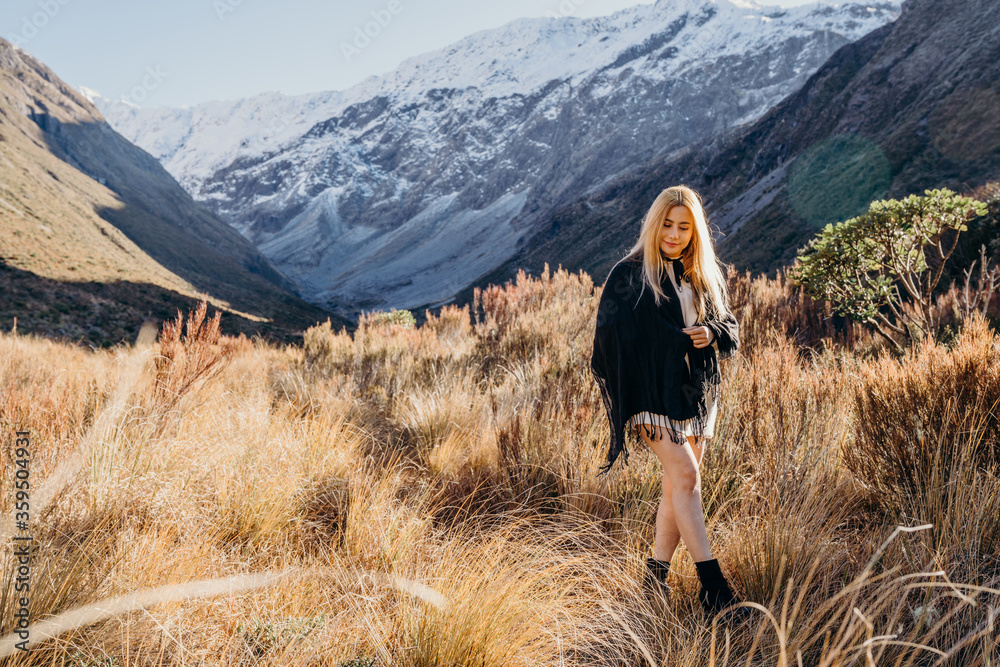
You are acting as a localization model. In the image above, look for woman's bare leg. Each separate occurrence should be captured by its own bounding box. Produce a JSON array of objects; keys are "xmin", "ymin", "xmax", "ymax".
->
[
  {"xmin": 653, "ymin": 471, "xmax": 681, "ymax": 562},
  {"xmin": 640, "ymin": 427, "xmax": 712, "ymax": 562},
  {"xmin": 652, "ymin": 436, "xmax": 707, "ymax": 561}
]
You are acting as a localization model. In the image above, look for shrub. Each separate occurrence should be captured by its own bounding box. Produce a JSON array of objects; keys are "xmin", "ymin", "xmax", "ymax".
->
[
  {"xmin": 844, "ymin": 310, "xmax": 1000, "ymax": 515},
  {"xmin": 153, "ymin": 300, "xmax": 250, "ymax": 417},
  {"xmin": 789, "ymin": 188, "xmax": 988, "ymax": 353},
  {"xmin": 303, "ymin": 317, "xmax": 353, "ymax": 376},
  {"xmin": 361, "ymin": 308, "xmax": 415, "ymax": 331}
]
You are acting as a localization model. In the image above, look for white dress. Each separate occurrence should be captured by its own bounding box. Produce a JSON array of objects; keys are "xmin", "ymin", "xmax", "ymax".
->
[{"xmin": 629, "ymin": 261, "xmax": 720, "ymax": 439}]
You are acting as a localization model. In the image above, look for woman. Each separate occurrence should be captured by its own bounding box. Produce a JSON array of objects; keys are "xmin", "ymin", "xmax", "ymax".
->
[{"xmin": 589, "ymin": 185, "xmax": 749, "ymax": 620}]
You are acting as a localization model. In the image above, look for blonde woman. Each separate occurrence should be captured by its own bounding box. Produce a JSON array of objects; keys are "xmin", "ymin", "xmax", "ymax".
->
[{"xmin": 589, "ymin": 185, "xmax": 749, "ymax": 620}]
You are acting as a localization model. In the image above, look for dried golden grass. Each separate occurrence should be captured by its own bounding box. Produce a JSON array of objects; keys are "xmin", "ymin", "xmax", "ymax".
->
[
  {"xmin": 0, "ymin": 268, "xmax": 999, "ymax": 665},
  {"xmin": 846, "ymin": 310, "xmax": 1000, "ymax": 512}
]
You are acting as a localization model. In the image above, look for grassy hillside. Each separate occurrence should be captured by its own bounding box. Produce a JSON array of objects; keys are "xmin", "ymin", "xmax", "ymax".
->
[
  {"xmin": 1, "ymin": 265, "xmax": 997, "ymax": 664},
  {"xmin": 0, "ymin": 38, "xmax": 347, "ymax": 346}
]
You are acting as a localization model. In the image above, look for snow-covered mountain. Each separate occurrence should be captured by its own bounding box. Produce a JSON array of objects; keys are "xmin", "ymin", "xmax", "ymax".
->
[{"xmin": 82, "ymin": 0, "xmax": 901, "ymax": 321}]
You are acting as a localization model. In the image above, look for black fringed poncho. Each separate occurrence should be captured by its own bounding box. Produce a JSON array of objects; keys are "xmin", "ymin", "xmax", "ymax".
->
[{"xmin": 589, "ymin": 254, "xmax": 740, "ymax": 477}]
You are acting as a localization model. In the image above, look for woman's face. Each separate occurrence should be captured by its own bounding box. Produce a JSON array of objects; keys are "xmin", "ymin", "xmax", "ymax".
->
[{"xmin": 659, "ymin": 205, "xmax": 695, "ymax": 258}]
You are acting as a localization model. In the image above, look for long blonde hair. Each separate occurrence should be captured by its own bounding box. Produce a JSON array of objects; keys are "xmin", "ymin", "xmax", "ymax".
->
[{"xmin": 623, "ymin": 185, "xmax": 731, "ymax": 322}]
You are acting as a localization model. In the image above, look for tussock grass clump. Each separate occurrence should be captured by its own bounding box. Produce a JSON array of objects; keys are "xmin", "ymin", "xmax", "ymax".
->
[{"xmin": 847, "ymin": 310, "xmax": 1000, "ymax": 512}]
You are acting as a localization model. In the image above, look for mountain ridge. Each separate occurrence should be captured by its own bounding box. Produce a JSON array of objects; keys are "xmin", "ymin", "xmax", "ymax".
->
[
  {"xmin": 84, "ymin": 0, "xmax": 901, "ymax": 322},
  {"xmin": 476, "ymin": 0, "xmax": 1000, "ymax": 301}
]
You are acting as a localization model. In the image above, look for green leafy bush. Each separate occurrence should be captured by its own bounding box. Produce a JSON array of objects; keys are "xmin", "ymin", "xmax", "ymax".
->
[{"xmin": 788, "ymin": 188, "xmax": 987, "ymax": 353}]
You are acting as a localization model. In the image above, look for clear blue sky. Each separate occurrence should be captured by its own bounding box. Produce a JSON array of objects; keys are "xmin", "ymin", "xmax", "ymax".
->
[{"xmin": 2, "ymin": 0, "xmax": 818, "ymax": 108}]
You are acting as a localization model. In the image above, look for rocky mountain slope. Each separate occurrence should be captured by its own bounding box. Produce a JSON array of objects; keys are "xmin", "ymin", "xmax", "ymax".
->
[
  {"xmin": 87, "ymin": 0, "xmax": 900, "ymax": 322},
  {"xmin": 487, "ymin": 0, "xmax": 1000, "ymax": 294}
]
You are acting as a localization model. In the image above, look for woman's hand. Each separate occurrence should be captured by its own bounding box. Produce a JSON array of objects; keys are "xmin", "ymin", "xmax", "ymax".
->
[{"xmin": 683, "ymin": 325, "xmax": 715, "ymax": 348}]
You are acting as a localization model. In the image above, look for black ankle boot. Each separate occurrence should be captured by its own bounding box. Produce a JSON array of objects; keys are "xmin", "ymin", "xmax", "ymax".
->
[
  {"xmin": 644, "ymin": 557, "xmax": 672, "ymax": 600},
  {"xmin": 694, "ymin": 559, "xmax": 752, "ymax": 621}
]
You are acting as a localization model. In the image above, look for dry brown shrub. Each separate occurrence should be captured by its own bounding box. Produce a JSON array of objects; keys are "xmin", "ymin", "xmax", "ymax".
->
[
  {"xmin": 845, "ymin": 310, "xmax": 1000, "ymax": 513},
  {"xmin": 472, "ymin": 263, "xmax": 595, "ymax": 382},
  {"xmin": 302, "ymin": 317, "xmax": 353, "ymax": 377},
  {"xmin": 422, "ymin": 302, "xmax": 472, "ymax": 345},
  {"xmin": 153, "ymin": 300, "xmax": 250, "ymax": 415},
  {"xmin": 725, "ymin": 264, "xmax": 862, "ymax": 355}
]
